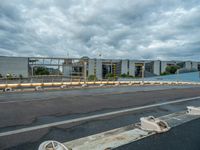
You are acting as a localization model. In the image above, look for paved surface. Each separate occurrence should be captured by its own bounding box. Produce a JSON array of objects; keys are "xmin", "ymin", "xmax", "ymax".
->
[
  {"xmin": 0, "ymin": 85, "xmax": 200, "ymax": 149},
  {"xmin": 116, "ymin": 118, "xmax": 200, "ymax": 150}
]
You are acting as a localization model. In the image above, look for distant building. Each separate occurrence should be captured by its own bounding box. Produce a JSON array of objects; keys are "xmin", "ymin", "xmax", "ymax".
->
[
  {"xmin": 0, "ymin": 56, "xmax": 199, "ymax": 79},
  {"xmin": 0, "ymin": 56, "xmax": 28, "ymax": 78}
]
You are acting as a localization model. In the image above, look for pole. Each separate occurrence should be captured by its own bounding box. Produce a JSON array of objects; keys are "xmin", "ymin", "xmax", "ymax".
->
[
  {"xmin": 142, "ymin": 65, "xmax": 145, "ymax": 84},
  {"xmin": 176, "ymin": 69, "xmax": 179, "ymax": 82},
  {"xmin": 31, "ymin": 66, "xmax": 34, "ymax": 83},
  {"xmin": 84, "ymin": 61, "xmax": 87, "ymax": 83}
]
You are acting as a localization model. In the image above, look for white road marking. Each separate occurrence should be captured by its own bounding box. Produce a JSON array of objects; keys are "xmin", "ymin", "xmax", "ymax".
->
[
  {"xmin": 0, "ymin": 96, "xmax": 200, "ymax": 137},
  {"xmin": 172, "ymin": 117, "xmax": 182, "ymax": 121}
]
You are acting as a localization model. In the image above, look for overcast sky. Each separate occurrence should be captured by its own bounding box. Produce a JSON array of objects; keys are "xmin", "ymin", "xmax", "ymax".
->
[{"xmin": 0, "ymin": 0, "xmax": 200, "ymax": 60}]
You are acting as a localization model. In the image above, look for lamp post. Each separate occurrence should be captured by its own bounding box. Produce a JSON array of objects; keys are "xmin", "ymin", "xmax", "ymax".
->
[
  {"xmin": 84, "ymin": 61, "xmax": 87, "ymax": 83},
  {"xmin": 31, "ymin": 66, "xmax": 34, "ymax": 83},
  {"xmin": 176, "ymin": 69, "xmax": 180, "ymax": 82},
  {"xmin": 142, "ymin": 65, "xmax": 145, "ymax": 84}
]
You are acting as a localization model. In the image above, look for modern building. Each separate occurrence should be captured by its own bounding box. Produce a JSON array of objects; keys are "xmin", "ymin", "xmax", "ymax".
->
[
  {"xmin": 0, "ymin": 56, "xmax": 28, "ymax": 78},
  {"xmin": 0, "ymin": 56, "xmax": 200, "ymax": 79}
]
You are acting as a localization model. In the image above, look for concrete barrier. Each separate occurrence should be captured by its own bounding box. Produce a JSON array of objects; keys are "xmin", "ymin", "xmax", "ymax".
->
[
  {"xmin": 4, "ymin": 87, "xmax": 13, "ymax": 92},
  {"xmin": 38, "ymin": 106, "xmax": 200, "ymax": 150},
  {"xmin": 0, "ymin": 80, "xmax": 199, "ymax": 91},
  {"xmin": 35, "ymin": 86, "xmax": 43, "ymax": 91}
]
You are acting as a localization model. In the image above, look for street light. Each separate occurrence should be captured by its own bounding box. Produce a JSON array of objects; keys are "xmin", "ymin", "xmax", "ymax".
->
[
  {"xmin": 84, "ymin": 61, "xmax": 87, "ymax": 83},
  {"xmin": 142, "ymin": 65, "xmax": 145, "ymax": 84}
]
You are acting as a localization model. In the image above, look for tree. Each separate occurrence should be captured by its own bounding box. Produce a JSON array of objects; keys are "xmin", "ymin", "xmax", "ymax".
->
[
  {"xmin": 164, "ymin": 65, "xmax": 180, "ymax": 74},
  {"xmin": 35, "ymin": 67, "xmax": 50, "ymax": 75}
]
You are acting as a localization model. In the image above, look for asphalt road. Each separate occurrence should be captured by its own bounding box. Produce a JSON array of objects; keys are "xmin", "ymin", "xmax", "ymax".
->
[
  {"xmin": 116, "ymin": 118, "xmax": 200, "ymax": 150},
  {"xmin": 0, "ymin": 85, "xmax": 200, "ymax": 149}
]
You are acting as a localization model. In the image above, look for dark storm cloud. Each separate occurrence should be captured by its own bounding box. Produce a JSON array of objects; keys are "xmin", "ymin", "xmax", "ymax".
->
[{"xmin": 0, "ymin": 0, "xmax": 200, "ymax": 60}]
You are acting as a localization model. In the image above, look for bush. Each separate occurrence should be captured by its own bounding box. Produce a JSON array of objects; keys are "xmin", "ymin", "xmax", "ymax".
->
[
  {"xmin": 120, "ymin": 73, "xmax": 134, "ymax": 78},
  {"xmin": 19, "ymin": 74, "xmax": 23, "ymax": 79},
  {"xmin": 161, "ymin": 65, "xmax": 180, "ymax": 75},
  {"xmin": 105, "ymin": 73, "xmax": 114, "ymax": 78},
  {"xmin": 88, "ymin": 75, "xmax": 97, "ymax": 81},
  {"xmin": 160, "ymin": 72, "xmax": 170, "ymax": 76},
  {"xmin": 105, "ymin": 73, "xmax": 117, "ymax": 80},
  {"xmin": 6, "ymin": 74, "xmax": 13, "ymax": 80}
]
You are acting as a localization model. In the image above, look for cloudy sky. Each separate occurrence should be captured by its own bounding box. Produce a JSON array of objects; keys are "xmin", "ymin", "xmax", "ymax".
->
[{"xmin": 0, "ymin": 0, "xmax": 200, "ymax": 60}]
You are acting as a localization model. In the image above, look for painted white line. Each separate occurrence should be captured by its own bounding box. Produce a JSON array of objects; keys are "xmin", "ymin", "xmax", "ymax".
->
[{"xmin": 0, "ymin": 96, "xmax": 200, "ymax": 137}]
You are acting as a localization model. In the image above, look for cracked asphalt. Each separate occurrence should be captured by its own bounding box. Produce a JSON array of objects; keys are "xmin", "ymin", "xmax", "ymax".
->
[{"xmin": 0, "ymin": 85, "xmax": 200, "ymax": 150}]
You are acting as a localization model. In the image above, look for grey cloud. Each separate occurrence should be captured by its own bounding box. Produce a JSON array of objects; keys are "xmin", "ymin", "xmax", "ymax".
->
[{"xmin": 0, "ymin": 0, "xmax": 200, "ymax": 60}]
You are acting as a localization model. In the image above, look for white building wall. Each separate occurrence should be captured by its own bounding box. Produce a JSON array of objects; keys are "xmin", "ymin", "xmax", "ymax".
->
[
  {"xmin": 121, "ymin": 60, "xmax": 128, "ymax": 74},
  {"xmin": 88, "ymin": 59, "xmax": 95, "ymax": 76},
  {"xmin": 129, "ymin": 61, "xmax": 135, "ymax": 76},
  {"xmin": 96, "ymin": 59, "xmax": 102, "ymax": 80},
  {"xmin": 63, "ymin": 65, "xmax": 72, "ymax": 77},
  {"xmin": 185, "ymin": 61, "xmax": 192, "ymax": 69},
  {"xmin": 153, "ymin": 60, "xmax": 160, "ymax": 75},
  {"xmin": 192, "ymin": 62, "xmax": 198, "ymax": 70},
  {"xmin": 161, "ymin": 61, "xmax": 167, "ymax": 73},
  {"xmin": 0, "ymin": 56, "xmax": 28, "ymax": 77}
]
